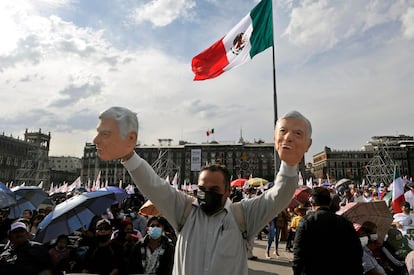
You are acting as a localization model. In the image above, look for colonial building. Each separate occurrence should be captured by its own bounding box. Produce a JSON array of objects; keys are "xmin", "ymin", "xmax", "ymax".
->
[
  {"xmin": 81, "ymin": 140, "xmax": 283, "ymax": 188},
  {"xmin": 312, "ymin": 135, "xmax": 414, "ymax": 184},
  {"xmin": 49, "ymin": 156, "xmax": 82, "ymax": 184},
  {"xmin": 0, "ymin": 129, "xmax": 50, "ymax": 185}
]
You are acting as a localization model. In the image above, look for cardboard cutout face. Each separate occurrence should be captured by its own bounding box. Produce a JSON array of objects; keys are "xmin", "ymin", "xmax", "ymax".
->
[
  {"xmin": 93, "ymin": 117, "xmax": 137, "ymax": 161},
  {"xmin": 274, "ymin": 118, "xmax": 312, "ymax": 166}
]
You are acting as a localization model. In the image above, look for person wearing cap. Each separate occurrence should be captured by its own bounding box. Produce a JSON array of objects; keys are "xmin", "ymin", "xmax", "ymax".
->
[
  {"xmin": 284, "ymin": 205, "xmax": 307, "ymax": 254},
  {"xmin": 81, "ymin": 219, "xmax": 125, "ymax": 275},
  {"xmin": 93, "ymin": 107, "xmax": 311, "ymax": 275},
  {"xmin": 392, "ymin": 201, "xmax": 414, "ymax": 235},
  {"xmin": 0, "ymin": 221, "xmax": 52, "ymax": 274},
  {"xmin": 292, "ymin": 187, "xmax": 363, "ymax": 275}
]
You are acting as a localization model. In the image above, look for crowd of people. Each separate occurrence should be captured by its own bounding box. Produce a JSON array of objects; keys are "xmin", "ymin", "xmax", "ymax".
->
[
  {"xmin": 0, "ymin": 198, "xmax": 179, "ymax": 274},
  {"xmin": 2, "ymin": 106, "xmax": 413, "ymax": 275}
]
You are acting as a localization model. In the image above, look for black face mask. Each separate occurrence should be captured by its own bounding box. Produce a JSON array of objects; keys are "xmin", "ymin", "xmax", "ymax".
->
[
  {"xmin": 197, "ymin": 190, "xmax": 223, "ymax": 215},
  {"xmin": 96, "ymin": 234, "xmax": 111, "ymax": 243}
]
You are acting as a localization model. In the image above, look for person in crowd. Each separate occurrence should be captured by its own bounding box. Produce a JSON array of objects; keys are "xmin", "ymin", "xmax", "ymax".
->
[
  {"xmin": 110, "ymin": 206, "xmax": 123, "ymax": 230},
  {"xmin": 81, "ymin": 219, "xmax": 125, "ymax": 275},
  {"xmin": 340, "ymin": 188, "xmax": 355, "ymax": 206},
  {"xmin": 354, "ymin": 189, "xmax": 366, "ymax": 203},
  {"xmin": 30, "ymin": 213, "xmax": 45, "ymax": 236},
  {"xmin": 405, "ymin": 250, "xmax": 414, "ymax": 275},
  {"xmin": 93, "ymin": 106, "xmax": 312, "ymax": 275},
  {"xmin": 278, "ymin": 208, "xmax": 291, "ymax": 242},
  {"xmin": 329, "ymin": 193, "xmax": 341, "ymax": 213},
  {"xmin": 131, "ymin": 206, "xmax": 148, "ymax": 237},
  {"xmin": 361, "ymin": 221, "xmax": 408, "ymax": 275},
  {"xmin": 0, "ymin": 208, "xmax": 13, "ymax": 245},
  {"xmin": 392, "ymin": 202, "xmax": 414, "ymax": 235},
  {"xmin": 48, "ymin": 234, "xmax": 76, "ymax": 275},
  {"xmin": 158, "ymin": 216, "xmax": 177, "ymax": 245},
  {"xmin": 21, "ymin": 209, "xmax": 33, "ymax": 221},
  {"xmin": 383, "ymin": 227, "xmax": 412, "ymax": 272},
  {"xmin": 293, "ymin": 187, "xmax": 363, "ymax": 275},
  {"xmin": 363, "ymin": 190, "xmax": 374, "ymax": 202},
  {"xmin": 111, "ymin": 218, "xmax": 141, "ymax": 256},
  {"xmin": 128, "ymin": 216, "xmax": 175, "ymax": 274},
  {"xmin": 265, "ymin": 212, "xmax": 285, "ymax": 258},
  {"xmin": 358, "ymin": 221, "xmax": 387, "ymax": 275},
  {"xmin": 286, "ymin": 205, "xmax": 307, "ymax": 253},
  {"xmin": 0, "ymin": 221, "xmax": 52, "ymax": 274}
]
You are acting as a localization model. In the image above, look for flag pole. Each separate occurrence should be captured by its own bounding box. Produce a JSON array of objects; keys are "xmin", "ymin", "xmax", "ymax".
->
[{"xmin": 271, "ymin": 3, "xmax": 280, "ymax": 175}]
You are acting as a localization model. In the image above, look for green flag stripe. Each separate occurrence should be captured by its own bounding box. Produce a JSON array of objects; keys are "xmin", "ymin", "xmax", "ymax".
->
[{"xmin": 249, "ymin": 0, "xmax": 274, "ymax": 58}]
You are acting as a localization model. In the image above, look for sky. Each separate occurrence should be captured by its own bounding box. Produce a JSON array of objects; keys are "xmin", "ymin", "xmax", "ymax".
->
[{"xmin": 0, "ymin": 0, "xmax": 413, "ymax": 163}]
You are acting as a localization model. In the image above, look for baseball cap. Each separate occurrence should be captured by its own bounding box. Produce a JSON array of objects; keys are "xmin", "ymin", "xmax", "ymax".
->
[
  {"xmin": 96, "ymin": 219, "xmax": 112, "ymax": 230},
  {"xmin": 10, "ymin": 221, "xmax": 28, "ymax": 232}
]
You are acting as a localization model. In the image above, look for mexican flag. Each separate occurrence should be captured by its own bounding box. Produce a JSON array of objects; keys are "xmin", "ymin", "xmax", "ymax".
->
[
  {"xmin": 192, "ymin": 0, "xmax": 273, "ymax": 80},
  {"xmin": 392, "ymin": 166, "xmax": 405, "ymax": 214}
]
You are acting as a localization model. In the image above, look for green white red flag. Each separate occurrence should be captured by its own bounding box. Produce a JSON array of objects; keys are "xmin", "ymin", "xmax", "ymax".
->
[
  {"xmin": 392, "ymin": 166, "xmax": 405, "ymax": 214},
  {"xmin": 191, "ymin": 0, "xmax": 273, "ymax": 80}
]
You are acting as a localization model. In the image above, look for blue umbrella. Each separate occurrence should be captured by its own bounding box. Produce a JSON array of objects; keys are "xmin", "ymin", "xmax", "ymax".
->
[
  {"xmin": 99, "ymin": 185, "xmax": 128, "ymax": 203},
  {"xmin": 9, "ymin": 186, "xmax": 49, "ymax": 219},
  {"xmin": 0, "ymin": 182, "xmax": 16, "ymax": 208},
  {"xmin": 34, "ymin": 190, "xmax": 116, "ymax": 243}
]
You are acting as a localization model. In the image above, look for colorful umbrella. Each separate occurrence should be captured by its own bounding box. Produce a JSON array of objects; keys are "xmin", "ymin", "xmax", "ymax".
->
[
  {"xmin": 289, "ymin": 185, "xmax": 312, "ymax": 208},
  {"xmin": 247, "ymin": 178, "xmax": 268, "ymax": 187},
  {"xmin": 231, "ymin": 179, "xmax": 247, "ymax": 188},
  {"xmin": 337, "ymin": 201, "xmax": 393, "ymax": 244},
  {"xmin": 34, "ymin": 190, "xmax": 116, "ymax": 243}
]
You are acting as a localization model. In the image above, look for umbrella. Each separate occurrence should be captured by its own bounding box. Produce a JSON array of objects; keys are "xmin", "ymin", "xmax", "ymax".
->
[
  {"xmin": 264, "ymin": 181, "xmax": 274, "ymax": 189},
  {"xmin": 247, "ymin": 178, "xmax": 269, "ymax": 187},
  {"xmin": 139, "ymin": 200, "xmax": 160, "ymax": 216},
  {"xmin": 34, "ymin": 190, "xmax": 116, "ymax": 243},
  {"xmin": 288, "ymin": 185, "xmax": 312, "ymax": 208},
  {"xmin": 337, "ymin": 201, "xmax": 393, "ymax": 244},
  {"xmin": 9, "ymin": 186, "xmax": 49, "ymax": 219},
  {"xmin": 0, "ymin": 182, "xmax": 16, "ymax": 208},
  {"xmin": 335, "ymin": 178, "xmax": 352, "ymax": 189},
  {"xmin": 231, "ymin": 179, "xmax": 247, "ymax": 188},
  {"xmin": 99, "ymin": 186, "xmax": 128, "ymax": 203}
]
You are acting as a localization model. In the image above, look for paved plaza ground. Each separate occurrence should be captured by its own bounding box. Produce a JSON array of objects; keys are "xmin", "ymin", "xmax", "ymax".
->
[{"xmin": 248, "ymin": 239, "xmax": 294, "ymax": 275}]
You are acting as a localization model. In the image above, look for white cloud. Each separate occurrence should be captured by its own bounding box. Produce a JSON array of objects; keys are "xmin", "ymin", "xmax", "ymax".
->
[
  {"xmin": 401, "ymin": 7, "xmax": 414, "ymax": 39},
  {"xmin": 0, "ymin": 0, "xmax": 413, "ymax": 162},
  {"xmin": 282, "ymin": 0, "xmax": 411, "ymax": 57},
  {"xmin": 130, "ymin": 0, "xmax": 196, "ymax": 27},
  {"xmin": 283, "ymin": 0, "xmax": 338, "ymax": 50}
]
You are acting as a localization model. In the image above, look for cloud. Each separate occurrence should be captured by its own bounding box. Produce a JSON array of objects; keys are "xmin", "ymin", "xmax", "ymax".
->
[
  {"xmin": 283, "ymin": 0, "xmax": 338, "ymax": 50},
  {"xmin": 129, "ymin": 0, "xmax": 196, "ymax": 27},
  {"xmin": 282, "ymin": 0, "xmax": 410, "ymax": 58},
  {"xmin": 401, "ymin": 7, "xmax": 414, "ymax": 39},
  {"xmin": 50, "ymin": 77, "xmax": 104, "ymax": 107}
]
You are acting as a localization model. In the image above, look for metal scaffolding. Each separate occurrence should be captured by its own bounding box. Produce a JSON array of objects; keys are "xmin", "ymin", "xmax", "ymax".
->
[
  {"xmin": 365, "ymin": 147, "xmax": 395, "ymax": 185},
  {"xmin": 15, "ymin": 129, "xmax": 50, "ymax": 186}
]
